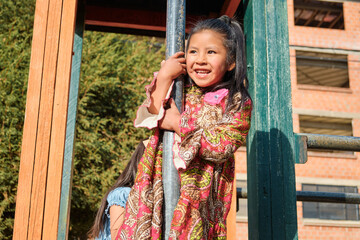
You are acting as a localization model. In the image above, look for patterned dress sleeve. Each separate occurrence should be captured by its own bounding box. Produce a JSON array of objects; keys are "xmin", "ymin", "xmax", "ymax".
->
[
  {"xmin": 175, "ymin": 91, "xmax": 252, "ymax": 170},
  {"xmin": 134, "ymin": 72, "xmax": 174, "ymax": 129}
]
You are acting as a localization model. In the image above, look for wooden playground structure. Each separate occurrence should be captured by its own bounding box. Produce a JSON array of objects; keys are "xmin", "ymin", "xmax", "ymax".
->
[{"xmin": 13, "ymin": 0, "xmax": 360, "ymax": 239}]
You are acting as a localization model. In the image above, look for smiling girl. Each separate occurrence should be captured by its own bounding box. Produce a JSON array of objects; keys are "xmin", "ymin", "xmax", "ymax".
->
[{"xmin": 117, "ymin": 16, "xmax": 252, "ymax": 240}]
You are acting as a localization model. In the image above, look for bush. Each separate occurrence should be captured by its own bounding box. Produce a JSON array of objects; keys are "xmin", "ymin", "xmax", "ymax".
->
[{"xmin": 70, "ymin": 32, "xmax": 164, "ymax": 238}]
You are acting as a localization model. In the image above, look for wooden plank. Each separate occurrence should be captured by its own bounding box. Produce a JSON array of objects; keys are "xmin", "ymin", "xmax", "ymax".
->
[
  {"xmin": 294, "ymin": 3, "xmax": 342, "ymax": 13},
  {"xmin": 27, "ymin": 0, "xmax": 64, "ymax": 238},
  {"xmin": 13, "ymin": 0, "xmax": 50, "ymax": 239},
  {"xmin": 221, "ymin": 0, "xmax": 241, "ymax": 17},
  {"xmin": 85, "ymin": 20, "xmax": 166, "ymax": 32},
  {"xmin": 42, "ymin": 0, "xmax": 78, "ymax": 238},
  {"xmin": 244, "ymin": 0, "xmax": 298, "ymax": 239},
  {"xmin": 317, "ymin": 11, "xmax": 330, "ymax": 27},
  {"xmin": 226, "ymin": 164, "xmax": 238, "ymax": 240},
  {"xmin": 85, "ymin": 6, "xmax": 166, "ymax": 28},
  {"xmin": 304, "ymin": 10, "xmax": 319, "ymax": 26},
  {"xmin": 270, "ymin": 2, "xmax": 297, "ymax": 238},
  {"xmin": 244, "ymin": 1, "xmax": 270, "ymax": 238},
  {"xmin": 58, "ymin": 2, "xmax": 85, "ymax": 238},
  {"xmin": 85, "ymin": 6, "xmax": 201, "ymax": 33},
  {"xmin": 329, "ymin": 11, "xmax": 343, "ymax": 28},
  {"xmin": 294, "ymin": 9, "xmax": 303, "ymax": 24},
  {"xmin": 294, "ymin": 134, "xmax": 308, "ymax": 164}
]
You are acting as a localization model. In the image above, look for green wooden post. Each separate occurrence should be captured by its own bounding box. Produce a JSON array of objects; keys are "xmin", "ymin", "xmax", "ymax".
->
[
  {"xmin": 57, "ymin": 2, "xmax": 85, "ymax": 239},
  {"xmin": 243, "ymin": 0, "xmax": 298, "ymax": 239}
]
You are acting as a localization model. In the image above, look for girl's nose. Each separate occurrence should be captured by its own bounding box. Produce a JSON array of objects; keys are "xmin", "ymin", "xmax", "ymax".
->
[{"xmin": 195, "ymin": 53, "xmax": 206, "ymax": 64}]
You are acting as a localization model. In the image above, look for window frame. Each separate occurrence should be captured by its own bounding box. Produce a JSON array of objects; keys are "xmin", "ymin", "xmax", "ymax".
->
[
  {"xmin": 302, "ymin": 184, "xmax": 360, "ymax": 221},
  {"xmin": 295, "ymin": 50, "xmax": 350, "ymax": 89}
]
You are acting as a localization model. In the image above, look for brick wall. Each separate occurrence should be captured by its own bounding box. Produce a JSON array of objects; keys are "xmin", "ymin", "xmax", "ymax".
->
[{"xmin": 235, "ymin": 1, "xmax": 360, "ymax": 239}]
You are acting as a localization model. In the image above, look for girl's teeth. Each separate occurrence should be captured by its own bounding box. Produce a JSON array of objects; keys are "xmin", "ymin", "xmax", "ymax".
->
[{"xmin": 197, "ymin": 72, "xmax": 208, "ymax": 76}]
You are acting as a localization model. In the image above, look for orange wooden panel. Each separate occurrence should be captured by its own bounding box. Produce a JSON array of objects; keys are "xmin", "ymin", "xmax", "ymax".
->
[
  {"xmin": 27, "ymin": 0, "xmax": 64, "ymax": 238},
  {"xmin": 42, "ymin": 0, "xmax": 78, "ymax": 238},
  {"xmin": 226, "ymin": 164, "xmax": 237, "ymax": 240},
  {"xmin": 13, "ymin": 0, "xmax": 50, "ymax": 239},
  {"xmin": 221, "ymin": 0, "xmax": 241, "ymax": 17}
]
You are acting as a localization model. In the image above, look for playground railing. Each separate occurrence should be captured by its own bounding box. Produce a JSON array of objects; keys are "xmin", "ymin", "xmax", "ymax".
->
[{"xmin": 237, "ymin": 133, "xmax": 360, "ymax": 210}]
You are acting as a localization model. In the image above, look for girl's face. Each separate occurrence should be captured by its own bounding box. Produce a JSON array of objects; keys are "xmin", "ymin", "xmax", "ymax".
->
[{"xmin": 186, "ymin": 30, "xmax": 235, "ymax": 88}]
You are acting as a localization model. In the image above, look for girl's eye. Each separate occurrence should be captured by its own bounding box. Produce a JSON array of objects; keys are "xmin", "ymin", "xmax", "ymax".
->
[
  {"xmin": 189, "ymin": 50, "xmax": 197, "ymax": 54},
  {"xmin": 208, "ymin": 50, "xmax": 216, "ymax": 54}
]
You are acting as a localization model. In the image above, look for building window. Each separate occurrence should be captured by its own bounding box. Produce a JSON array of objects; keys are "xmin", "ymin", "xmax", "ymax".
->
[
  {"xmin": 299, "ymin": 115, "xmax": 352, "ymax": 137},
  {"xmin": 296, "ymin": 50, "xmax": 349, "ymax": 88},
  {"xmin": 299, "ymin": 115, "xmax": 353, "ymax": 154},
  {"xmin": 237, "ymin": 180, "xmax": 248, "ymax": 218},
  {"xmin": 302, "ymin": 184, "xmax": 360, "ymax": 221},
  {"xmin": 294, "ymin": 0, "xmax": 344, "ymax": 29}
]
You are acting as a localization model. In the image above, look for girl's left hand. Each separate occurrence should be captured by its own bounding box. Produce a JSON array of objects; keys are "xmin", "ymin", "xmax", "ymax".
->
[{"xmin": 159, "ymin": 98, "xmax": 181, "ymax": 136}]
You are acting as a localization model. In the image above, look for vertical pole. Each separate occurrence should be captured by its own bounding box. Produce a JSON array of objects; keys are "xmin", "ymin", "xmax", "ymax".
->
[
  {"xmin": 58, "ymin": 1, "xmax": 85, "ymax": 239},
  {"xmin": 244, "ymin": 0, "xmax": 298, "ymax": 239},
  {"xmin": 163, "ymin": 0, "xmax": 185, "ymax": 239}
]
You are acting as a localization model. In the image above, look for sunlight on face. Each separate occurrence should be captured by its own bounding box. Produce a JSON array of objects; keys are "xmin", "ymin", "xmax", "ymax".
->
[{"xmin": 186, "ymin": 30, "xmax": 234, "ymax": 88}]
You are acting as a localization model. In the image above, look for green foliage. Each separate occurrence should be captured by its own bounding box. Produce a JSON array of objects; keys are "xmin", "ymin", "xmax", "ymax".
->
[
  {"xmin": 0, "ymin": 0, "xmax": 35, "ymax": 239},
  {"xmin": 70, "ymin": 32, "xmax": 164, "ymax": 238},
  {"xmin": 0, "ymin": 0, "xmax": 165, "ymax": 238}
]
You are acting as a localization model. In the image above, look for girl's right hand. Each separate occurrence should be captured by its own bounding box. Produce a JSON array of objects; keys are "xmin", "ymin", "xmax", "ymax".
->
[
  {"xmin": 147, "ymin": 52, "xmax": 186, "ymax": 114},
  {"xmin": 157, "ymin": 52, "xmax": 186, "ymax": 84},
  {"xmin": 159, "ymin": 98, "xmax": 181, "ymax": 136}
]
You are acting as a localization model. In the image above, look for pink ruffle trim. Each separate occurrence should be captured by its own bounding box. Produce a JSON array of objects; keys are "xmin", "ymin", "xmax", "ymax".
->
[{"xmin": 133, "ymin": 72, "xmax": 174, "ymax": 129}]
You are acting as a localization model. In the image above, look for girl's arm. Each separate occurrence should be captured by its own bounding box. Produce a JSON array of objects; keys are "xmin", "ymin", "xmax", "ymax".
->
[
  {"xmin": 148, "ymin": 52, "xmax": 186, "ymax": 114},
  {"xmin": 109, "ymin": 205, "xmax": 126, "ymax": 240}
]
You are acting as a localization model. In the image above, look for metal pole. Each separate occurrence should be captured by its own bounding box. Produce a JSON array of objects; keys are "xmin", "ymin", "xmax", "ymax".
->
[
  {"xmin": 302, "ymin": 133, "xmax": 360, "ymax": 152},
  {"xmin": 163, "ymin": 0, "xmax": 185, "ymax": 239},
  {"xmin": 297, "ymin": 191, "xmax": 360, "ymax": 204},
  {"xmin": 237, "ymin": 188, "xmax": 360, "ymax": 204}
]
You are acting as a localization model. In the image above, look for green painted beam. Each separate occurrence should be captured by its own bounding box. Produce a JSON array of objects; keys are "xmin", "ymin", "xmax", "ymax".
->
[
  {"xmin": 294, "ymin": 134, "xmax": 307, "ymax": 164},
  {"xmin": 58, "ymin": 2, "xmax": 85, "ymax": 239},
  {"xmin": 243, "ymin": 0, "xmax": 298, "ymax": 239}
]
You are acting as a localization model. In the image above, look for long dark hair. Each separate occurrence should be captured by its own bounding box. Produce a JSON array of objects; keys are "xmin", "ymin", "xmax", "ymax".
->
[
  {"xmin": 186, "ymin": 15, "xmax": 252, "ymax": 110},
  {"xmin": 88, "ymin": 140, "xmax": 146, "ymax": 238}
]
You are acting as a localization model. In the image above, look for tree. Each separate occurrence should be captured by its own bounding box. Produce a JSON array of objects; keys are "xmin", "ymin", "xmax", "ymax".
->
[{"xmin": 69, "ymin": 32, "xmax": 164, "ymax": 238}]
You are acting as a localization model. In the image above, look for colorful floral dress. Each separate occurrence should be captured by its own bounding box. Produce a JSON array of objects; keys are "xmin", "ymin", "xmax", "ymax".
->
[{"xmin": 117, "ymin": 77, "xmax": 252, "ymax": 240}]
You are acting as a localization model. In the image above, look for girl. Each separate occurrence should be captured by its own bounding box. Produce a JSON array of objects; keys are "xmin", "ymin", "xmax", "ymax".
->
[
  {"xmin": 88, "ymin": 140, "xmax": 147, "ymax": 240},
  {"xmin": 118, "ymin": 15, "xmax": 252, "ymax": 239}
]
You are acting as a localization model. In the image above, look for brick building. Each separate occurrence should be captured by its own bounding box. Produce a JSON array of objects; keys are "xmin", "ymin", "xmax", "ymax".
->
[{"xmin": 235, "ymin": 0, "xmax": 360, "ymax": 239}]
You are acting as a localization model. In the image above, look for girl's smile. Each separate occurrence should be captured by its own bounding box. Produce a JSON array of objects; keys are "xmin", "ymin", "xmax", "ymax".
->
[{"xmin": 186, "ymin": 30, "xmax": 235, "ymax": 88}]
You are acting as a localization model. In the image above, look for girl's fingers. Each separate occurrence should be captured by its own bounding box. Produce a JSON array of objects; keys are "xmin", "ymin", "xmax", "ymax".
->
[
  {"xmin": 170, "ymin": 99, "xmax": 177, "ymax": 108},
  {"xmin": 172, "ymin": 51, "xmax": 185, "ymax": 58},
  {"xmin": 181, "ymin": 64, "xmax": 186, "ymax": 73},
  {"xmin": 177, "ymin": 57, "xmax": 186, "ymax": 64}
]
